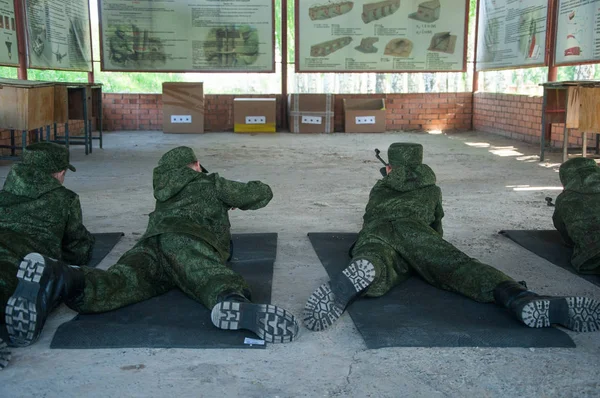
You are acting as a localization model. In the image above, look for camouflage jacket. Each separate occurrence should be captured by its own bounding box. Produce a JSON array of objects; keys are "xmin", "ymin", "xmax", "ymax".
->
[
  {"xmin": 0, "ymin": 164, "xmax": 94, "ymax": 265},
  {"xmin": 142, "ymin": 166, "xmax": 273, "ymax": 262},
  {"xmin": 553, "ymin": 158, "xmax": 600, "ymax": 269},
  {"xmin": 359, "ymin": 164, "xmax": 444, "ymax": 238}
]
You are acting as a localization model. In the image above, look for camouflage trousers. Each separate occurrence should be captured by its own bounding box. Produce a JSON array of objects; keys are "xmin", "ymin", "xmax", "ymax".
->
[
  {"xmin": 69, "ymin": 233, "xmax": 250, "ymax": 314},
  {"xmin": 353, "ymin": 220, "xmax": 513, "ymax": 302},
  {"xmin": 577, "ymin": 257, "xmax": 600, "ymax": 274}
]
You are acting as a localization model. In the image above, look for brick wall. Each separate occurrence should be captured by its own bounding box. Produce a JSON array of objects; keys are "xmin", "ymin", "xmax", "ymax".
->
[
  {"xmin": 102, "ymin": 92, "xmax": 473, "ymax": 133},
  {"xmin": 0, "ymin": 120, "xmax": 87, "ymax": 156},
  {"xmin": 474, "ymin": 92, "xmax": 593, "ymax": 148}
]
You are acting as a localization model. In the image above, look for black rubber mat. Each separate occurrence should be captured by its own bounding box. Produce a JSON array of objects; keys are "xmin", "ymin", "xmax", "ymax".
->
[
  {"xmin": 499, "ymin": 230, "xmax": 600, "ymax": 288},
  {"xmin": 51, "ymin": 233, "xmax": 276, "ymax": 349},
  {"xmin": 88, "ymin": 233, "xmax": 125, "ymax": 268},
  {"xmin": 308, "ymin": 233, "xmax": 575, "ymax": 349}
]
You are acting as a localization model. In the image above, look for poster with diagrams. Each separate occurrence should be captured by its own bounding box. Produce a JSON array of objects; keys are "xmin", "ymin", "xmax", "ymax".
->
[
  {"xmin": 25, "ymin": 0, "xmax": 92, "ymax": 71},
  {"xmin": 0, "ymin": 0, "xmax": 18, "ymax": 66},
  {"xmin": 555, "ymin": 0, "xmax": 600, "ymax": 66},
  {"xmin": 476, "ymin": 0, "xmax": 548, "ymax": 71},
  {"xmin": 99, "ymin": 0, "xmax": 274, "ymax": 72},
  {"xmin": 296, "ymin": 0, "xmax": 468, "ymax": 72}
]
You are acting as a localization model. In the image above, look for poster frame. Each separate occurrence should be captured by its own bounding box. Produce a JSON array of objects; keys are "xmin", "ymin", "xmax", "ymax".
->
[
  {"xmin": 294, "ymin": 0, "xmax": 470, "ymax": 73},
  {"xmin": 553, "ymin": 0, "xmax": 600, "ymax": 67},
  {"xmin": 474, "ymin": 0, "xmax": 551, "ymax": 72},
  {"xmin": 23, "ymin": 0, "xmax": 94, "ymax": 72},
  {"xmin": 97, "ymin": 0, "xmax": 277, "ymax": 73}
]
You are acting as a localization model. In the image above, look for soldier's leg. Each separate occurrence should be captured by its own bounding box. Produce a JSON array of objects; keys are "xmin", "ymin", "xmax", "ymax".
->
[
  {"xmin": 70, "ymin": 238, "xmax": 173, "ymax": 314},
  {"xmin": 5, "ymin": 239, "xmax": 171, "ymax": 346},
  {"xmin": 391, "ymin": 221, "xmax": 512, "ymax": 302},
  {"xmin": 577, "ymin": 256, "xmax": 600, "ymax": 274},
  {"xmin": 0, "ymin": 259, "xmax": 18, "ymax": 338},
  {"xmin": 159, "ymin": 234, "xmax": 299, "ymax": 343},
  {"xmin": 304, "ymin": 230, "xmax": 411, "ymax": 331},
  {"xmin": 0, "ymin": 260, "xmax": 15, "ymax": 369},
  {"xmin": 394, "ymin": 221, "xmax": 600, "ymax": 332}
]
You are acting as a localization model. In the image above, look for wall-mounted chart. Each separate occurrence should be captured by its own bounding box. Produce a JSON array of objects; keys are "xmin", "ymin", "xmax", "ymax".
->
[
  {"xmin": 555, "ymin": 0, "xmax": 600, "ymax": 66},
  {"xmin": 98, "ymin": 0, "xmax": 274, "ymax": 72},
  {"xmin": 296, "ymin": 0, "xmax": 469, "ymax": 72},
  {"xmin": 0, "ymin": 0, "xmax": 19, "ymax": 66},
  {"xmin": 476, "ymin": 0, "xmax": 549, "ymax": 71},
  {"xmin": 25, "ymin": 0, "xmax": 93, "ymax": 71}
]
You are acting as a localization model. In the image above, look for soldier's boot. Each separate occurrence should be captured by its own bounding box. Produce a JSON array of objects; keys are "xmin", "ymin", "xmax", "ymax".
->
[
  {"xmin": 303, "ymin": 258, "xmax": 376, "ymax": 331},
  {"xmin": 211, "ymin": 290, "xmax": 300, "ymax": 343},
  {"xmin": 0, "ymin": 338, "xmax": 10, "ymax": 370},
  {"xmin": 5, "ymin": 253, "xmax": 85, "ymax": 347},
  {"xmin": 494, "ymin": 281, "xmax": 600, "ymax": 332}
]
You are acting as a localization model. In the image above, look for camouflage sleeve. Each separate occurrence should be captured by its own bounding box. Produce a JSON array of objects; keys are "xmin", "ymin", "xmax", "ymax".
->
[
  {"xmin": 431, "ymin": 190, "xmax": 444, "ymax": 236},
  {"xmin": 215, "ymin": 176, "xmax": 273, "ymax": 210},
  {"xmin": 552, "ymin": 204, "xmax": 574, "ymax": 247},
  {"xmin": 62, "ymin": 196, "xmax": 95, "ymax": 265}
]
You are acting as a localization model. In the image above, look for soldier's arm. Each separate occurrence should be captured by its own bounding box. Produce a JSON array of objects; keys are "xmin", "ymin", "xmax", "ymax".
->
[
  {"xmin": 62, "ymin": 196, "xmax": 95, "ymax": 265},
  {"xmin": 552, "ymin": 204, "xmax": 574, "ymax": 247},
  {"xmin": 431, "ymin": 191, "xmax": 444, "ymax": 237},
  {"xmin": 215, "ymin": 175, "xmax": 273, "ymax": 210}
]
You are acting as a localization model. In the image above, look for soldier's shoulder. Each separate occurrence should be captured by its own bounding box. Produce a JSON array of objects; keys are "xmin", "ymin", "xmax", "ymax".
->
[{"xmin": 50, "ymin": 186, "xmax": 79, "ymax": 202}]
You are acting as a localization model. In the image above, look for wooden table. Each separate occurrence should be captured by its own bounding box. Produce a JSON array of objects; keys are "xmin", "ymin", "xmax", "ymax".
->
[{"xmin": 540, "ymin": 81, "xmax": 600, "ymax": 162}]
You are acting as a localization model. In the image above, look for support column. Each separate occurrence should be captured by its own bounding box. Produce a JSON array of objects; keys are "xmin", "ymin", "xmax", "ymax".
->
[
  {"xmin": 14, "ymin": 0, "xmax": 27, "ymax": 80},
  {"xmin": 281, "ymin": 0, "xmax": 288, "ymax": 131}
]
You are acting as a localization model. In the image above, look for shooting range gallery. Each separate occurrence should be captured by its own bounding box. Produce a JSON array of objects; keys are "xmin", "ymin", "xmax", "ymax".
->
[{"xmin": 0, "ymin": 0, "xmax": 600, "ymax": 396}]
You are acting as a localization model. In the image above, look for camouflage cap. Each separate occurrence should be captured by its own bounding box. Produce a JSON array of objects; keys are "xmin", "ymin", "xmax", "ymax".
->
[
  {"xmin": 388, "ymin": 143, "xmax": 423, "ymax": 167},
  {"xmin": 23, "ymin": 142, "xmax": 76, "ymax": 173},
  {"xmin": 158, "ymin": 146, "xmax": 198, "ymax": 170}
]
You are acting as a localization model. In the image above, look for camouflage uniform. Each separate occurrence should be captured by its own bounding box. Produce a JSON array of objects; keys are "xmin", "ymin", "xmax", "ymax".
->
[
  {"xmin": 68, "ymin": 146, "xmax": 272, "ymax": 313},
  {"xmin": 553, "ymin": 157, "xmax": 600, "ymax": 274},
  {"xmin": 0, "ymin": 143, "xmax": 94, "ymax": 338},
  {"xmin": 305, "ymin": 144, "xmax": 600, "ymax": 333},
  {"xmin": 352, "ymin": 143, "xmax": 513, "ymax": 302}
]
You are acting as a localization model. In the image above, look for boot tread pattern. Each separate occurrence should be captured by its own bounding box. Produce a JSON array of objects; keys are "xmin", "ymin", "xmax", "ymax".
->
[
  {"xmin": 521, "ymin": 299, "xmax": 551, "ymax": 328},
  {"xmin": 211, "ymin": 302, "xmax": 299, "ymax": 343},
  {"xmin": 303, "ymin": 283, "xmax": 343, "ymax": 331},
  {"xmin": 520, "ymin": 296, "xmax": 600, "ymax": 332},
  {"xmin": 0, "ymin": 339, "xmax": 10, "ymax": 370},
  {"xmin": 5, "ymin": 256, "xmax": 45, "ymax": 347},
  {"xmin": 343, "ymin": 259, "xmax": 376, "ymax": 292},
  {"xmin": 566, "ymin": 297, "xmax": 600, "ymax": 333}
]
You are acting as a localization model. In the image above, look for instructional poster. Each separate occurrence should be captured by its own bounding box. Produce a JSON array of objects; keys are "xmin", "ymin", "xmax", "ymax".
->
[
  {"xmin": 0, "ymin": 0, "xmax": 18, "ymax": 66},
  {"xmin": 25, "ymin": 0, "xmax": 92, "ymax": 71},
  {"xmin": 296, "ymin": 0, "xmax": 468, "ymax": 72},
  {"xmin": 555, "ymin": 0, "xmax": 600, "ymax": 66},
  {"xmin": 99, "ymin": 0, "xmax": 274, "ymax": 72},
  {"xmin": 476, "ymin": 0, "xmax": 548, "ymax": 71}
]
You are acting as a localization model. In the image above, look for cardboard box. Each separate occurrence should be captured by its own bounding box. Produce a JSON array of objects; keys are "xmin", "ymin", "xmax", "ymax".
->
[
  {"xmin": 288, "ymin": 94, "xmax": 334, "ymax": 133},
  {"xmin": 162, "ymin": 82, "xmax": 204, "ymax": 133},
  {"xmin": 343, "ymin": 98, "xmax": 386, "ymax": 133},
  {"xmin": 234, "ymin": 98, "xmax": 276, "ymax": 133}
]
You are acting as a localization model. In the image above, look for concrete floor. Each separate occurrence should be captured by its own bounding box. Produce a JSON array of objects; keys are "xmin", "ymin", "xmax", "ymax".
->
[{"xmin": 0, "ymin": 131, "xmax": 599, "ymax": 397}]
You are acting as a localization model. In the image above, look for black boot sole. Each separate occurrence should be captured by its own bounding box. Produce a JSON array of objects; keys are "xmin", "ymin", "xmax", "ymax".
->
[
  {"xmin": 211, "ymin": 301, "xmax": 300, "ymax": 343},
  {"xmin": 519, "ymin": 296, "xmax": 600, "ymax": 332},
  {"xmin": 5, "ymin": 253, "xmax": 49, "ymax": 347},
  {"xmin": 0, "ymin": 338, "xmax": 10, "ymax": 370},
  {"xmin": 303, "ymin": 259, "xmax": 375, "ymax": 331}
]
